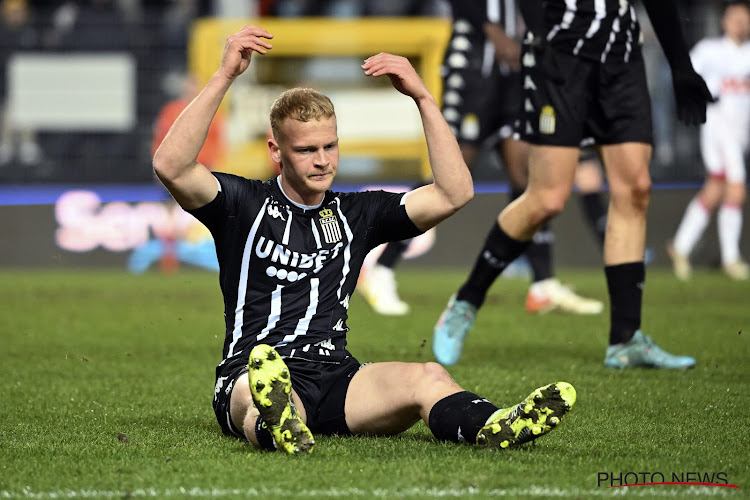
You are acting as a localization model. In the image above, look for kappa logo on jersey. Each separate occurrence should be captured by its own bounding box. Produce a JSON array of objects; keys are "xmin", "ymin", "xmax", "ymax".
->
[
  {"xmin": 524, "ymin": 75, "xmax": 537, "ymax": 91},
  {"xmin": 267, "ymin": 204, "xmax": 286, "ymax": 220},
  {"xmin": 315, "ymin": 338, "xmax": 336, "ymax": 356},
  {"xmin": 539, "ymin": 105, "xmax": 556, "ymax": 135},
  {"xmin": 214, "ymin": 376, "xmax": 228, "ymax": 397},
  {"xmin": 318, "ymin": 208, "xmax": 342, "ymax": 244},
  {"xmin": 522, "ymin": 51, "xmax": 536, "ymax": 68}
]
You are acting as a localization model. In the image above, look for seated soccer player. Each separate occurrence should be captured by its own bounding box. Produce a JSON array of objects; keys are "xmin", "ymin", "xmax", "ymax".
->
[{"xmin": 152, "ymin": 25, "xmax": 577, "ymax": 454}]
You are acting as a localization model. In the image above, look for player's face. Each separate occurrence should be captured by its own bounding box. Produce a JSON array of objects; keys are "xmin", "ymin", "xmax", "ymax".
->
[
  {"xmin": 271, "ymin": 116, "xmax": 339, "ymax": 205},
  {"xmin": 723, "ymin": 5, "xmax": 750, "ymax": 43}
]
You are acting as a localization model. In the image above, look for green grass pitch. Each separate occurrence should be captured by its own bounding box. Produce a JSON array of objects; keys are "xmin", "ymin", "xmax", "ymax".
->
[{"xmin": 0, "ymin": 268, "xmax": 748, "ymax": 499}]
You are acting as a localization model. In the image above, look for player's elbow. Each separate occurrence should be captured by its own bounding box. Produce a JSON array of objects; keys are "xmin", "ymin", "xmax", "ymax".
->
[
  {"xmin": 453, "ymin": 182, "xmax": 474, "ymax": 210},
  {"xmin": 447, "ymin": 175, "xmax": 474, "ymax": 211},
  {"xmin": 438, "ymin": 182, "xmax": 473, "ymax": 218},
  {"xmin": 152, "ymin": 147, "xmax": 183, "ymax": 185},
  {"xmin": 152, "ymin": 148, "xmax": 170, "ymax": 180}
]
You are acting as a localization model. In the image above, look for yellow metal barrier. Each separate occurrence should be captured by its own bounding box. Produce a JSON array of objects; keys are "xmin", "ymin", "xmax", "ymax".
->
[{"xmin": 189, "ymin": 17, "xmax": 451, "ymax": 180}]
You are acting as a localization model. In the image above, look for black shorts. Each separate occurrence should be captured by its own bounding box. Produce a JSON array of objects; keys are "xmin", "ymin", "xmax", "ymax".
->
[
  {"xmin": 442, "ymin": 65, "xmax": 522, "ymax": 146},
  {"xmin": 212, "ymin": 352, "xmax": 364, "ymax": 439},
  {"xmin": 517, "ymin": 46, "xmax": 653, "ymax": 147}
]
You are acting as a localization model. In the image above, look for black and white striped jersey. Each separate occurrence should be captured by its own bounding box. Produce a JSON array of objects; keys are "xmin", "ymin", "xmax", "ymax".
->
[
  {"xmin": 541, "ymin": 0, "xmax": 643, "ymax": 63},
  {"xmin": 189, "ymin": 173, "xmax": 422, "ymax": 366},
  {"xmin": 444, "ymin": 0, "xmax": 521, "ymax": 76}
]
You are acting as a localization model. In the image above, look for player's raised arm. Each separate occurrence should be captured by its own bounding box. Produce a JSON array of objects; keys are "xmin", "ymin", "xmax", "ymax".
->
[
  {"xmin": 362, "ymin": 53, "xmax": 473, "ymax": 232},
  {"xmin": 153, "ymin": 25, "xmax": 273, "ymax": 210}
]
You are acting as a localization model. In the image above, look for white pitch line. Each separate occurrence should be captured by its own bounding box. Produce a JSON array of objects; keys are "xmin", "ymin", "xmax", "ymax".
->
[{"xmin": 0, "ymin": 486, "xmax": 738, "ymax": 499}]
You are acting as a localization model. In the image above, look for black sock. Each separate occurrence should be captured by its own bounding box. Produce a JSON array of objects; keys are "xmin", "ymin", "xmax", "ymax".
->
[
  {"xmin": 580, "ymin": 192, "xmax": 607, "ymax": 248},
  {"xmin": 254, "ymin": 416, "xmax": 277, "ymax": 451},
  {"xmin": 605, "ymin": 262, "xmax": 644, "ymax": 345},
  {"xmin": 376, "ymin": 239, "xmax": 410, "ymax": 269},
  {"xmin": 456, "ymin": 223, "xmax": 531, "ymax": 308},
  {"xmin": 428, "ymin": 391, "xmax": 499, "ymax": 444},
  {"xmin": 527, "ymin": 222, "xmax": 554, "ymax": 282}
]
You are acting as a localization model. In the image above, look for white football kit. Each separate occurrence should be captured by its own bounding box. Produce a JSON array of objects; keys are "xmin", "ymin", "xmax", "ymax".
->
[{"xmin": 691, "ymin": 37, "xmax": 750, "ymax": 183}]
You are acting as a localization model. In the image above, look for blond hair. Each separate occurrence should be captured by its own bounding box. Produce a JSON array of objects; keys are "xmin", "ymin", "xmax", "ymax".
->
[{"xmin": 269, "ymin": 88, "xmax": 336, "ymax": 141}]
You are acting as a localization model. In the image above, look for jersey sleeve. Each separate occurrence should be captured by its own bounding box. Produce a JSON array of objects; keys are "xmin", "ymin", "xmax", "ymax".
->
[
  {"xmin": 187, "ymin": 172, "xmax": 261, "ymax": 235},
  {"xmin": 361, "ymin": 190, "xmax": 424, "ymax": 248}
]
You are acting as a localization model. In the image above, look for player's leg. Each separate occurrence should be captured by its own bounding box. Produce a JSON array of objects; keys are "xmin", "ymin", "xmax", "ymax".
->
[
  {"xmin": 719, "ymin": 188, "xmax": 749, "ymax": 279},
  {"xmin": 432, "ymin": 145, "xmax": 580, "ymax": 366},
  {"xmin": 503, "ymin": 139, "xmax": 603, "ymax": 315},
  {"xmin": 600, "ymin": 142, "xmax": 695, "ymax": 369},
  {"xmin": 575, "ymin": 150, "xmax": 607, "ymax": 248},
  {"xmin": 719, "ymin": 181, "xmax": 748, "ymax": 280},
  {"xmin": 432, "ymin": 44, "xmax": 591, "ymax": 365},
  {"xmin": 599, "ymin": 143, "xmax": 652, "ymax": 265},
  {"xmin": 228, "ymin": 347, "xmax": 314, "ymax": 454},
  {"xmin": 668, "ymin": 125, "xmax": 724, "ymax": 280},
  {"xmin": 668, "ymin": 175, "xmax": 723, "ymax": 280},
  {"xmin": 716, "ymin": 137, "xmax": 748, "ymax": 280},
  {"xmin": 344, "ymin": 361, "xmax": 576, "ymax": 449},
  {"xmin": 503, "ymin": 138, "xmax": 555, "ymax": 293}
]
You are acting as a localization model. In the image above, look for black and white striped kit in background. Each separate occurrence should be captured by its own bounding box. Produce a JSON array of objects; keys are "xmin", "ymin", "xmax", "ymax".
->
[{"xmin": 543, "ymin": 0, "xmax": 643, "ymax": 63}]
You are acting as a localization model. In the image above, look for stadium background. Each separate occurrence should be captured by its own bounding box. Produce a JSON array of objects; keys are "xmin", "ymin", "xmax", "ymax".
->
[{"xmin": 0, "ymin": 0, "xmax": 747, "ymax": 269}]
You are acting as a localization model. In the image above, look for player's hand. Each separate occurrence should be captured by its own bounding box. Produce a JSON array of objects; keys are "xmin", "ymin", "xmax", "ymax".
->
[
  {"xmin": 671, "ymin": 68, "xmax": 715, "ymax": 126},
  {"xmin": 362, "ymin": 53, "xmax": 430, "ymax": 102},
  {"xmin": 497, "ymin": 39, "xmax": 522, "ymax": 71},
  {"xmin": 485, "ymin": 23, "xmax": 521, "ymax": 71},
  {"xmin": 218, "ymin": 25, "xmax": 273, "ymax": 81}
]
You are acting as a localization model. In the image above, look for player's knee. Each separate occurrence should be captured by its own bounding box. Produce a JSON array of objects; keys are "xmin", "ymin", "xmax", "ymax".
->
[
  {"xmin": 537, "ymin": 194, "xmax": 568, "ymax": 219},
  {"xmin": 631, "ymin": 177, "xmax": 651, "ymax": 210},
  {"xmin": 421, "ymin": 362, "xmax": 454, "ymax": 386},
  {"xmin": 725, "ymin": 183, "xmax": 746, "ymax": 205},
  {"xmin": 612, "ymin": 177, "xmax": 651, "ymax": 212},
  {"xmin": 523, "ymin": 188, "xmax": 568, "ymax": 221}
]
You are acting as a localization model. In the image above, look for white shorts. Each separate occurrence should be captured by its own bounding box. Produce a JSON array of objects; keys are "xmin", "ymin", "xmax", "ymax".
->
[{"xmin": 700, "ymin": 114, "xmax": 749, "ymax": 183}]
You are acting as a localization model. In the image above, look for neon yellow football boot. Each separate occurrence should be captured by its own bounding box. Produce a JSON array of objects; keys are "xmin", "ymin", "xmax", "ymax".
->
[
  {"xmin": 248, "ymin": 344, "xmax": 314, "ymax": 454},
  {"xmin": 476, "ymin": 382, "xmax": 576, "ymax": 449}
]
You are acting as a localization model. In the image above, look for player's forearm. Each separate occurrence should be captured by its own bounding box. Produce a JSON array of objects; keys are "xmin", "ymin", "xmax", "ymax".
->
[
  {"xmin": 642, "ymin": 0, "xmax": 693, "ymax": 70},
  {"xmin": 153, "ymin": 73, "xmax": 233, "ymax": 182},
  {"xmin": 484, "ymin": 23, "xmax": 520, "ymax": 64},
  {"xmin": 416, "ymin": 96, "xmax": 474, "ymax": 211}
]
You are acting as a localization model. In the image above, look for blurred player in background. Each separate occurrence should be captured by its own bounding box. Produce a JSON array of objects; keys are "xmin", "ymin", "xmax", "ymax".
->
[
  {"xmin": 668, "ymin": 0, "xmax": 750, "ymax": 281},
  {"xmin": 359, "ymin": 0, "xmax": 605, "ymax": 318},
  {"xmin": 0, "ymin": 0, "xmax": 42, "ymax": 167},
  {"xmin": 433, "ymin": 0, "xmax": 713, "ymax": 369},
  {"xmin": 128, "ymin": 73, "xmax": 226, "ymax": 274},
  {"xmin": 152, "ymin": 25, "xmax": 577, "ymax": 454}
]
